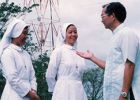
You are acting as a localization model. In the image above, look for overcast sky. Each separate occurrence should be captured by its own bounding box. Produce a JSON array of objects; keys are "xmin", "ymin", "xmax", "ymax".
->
[
  {"xmin": 1, "ymin": 0, "xmax": 140, "ymax": 60},
  {"xmin": 59, "ymin": 0, "xmax": 140, "ymax": 59}
]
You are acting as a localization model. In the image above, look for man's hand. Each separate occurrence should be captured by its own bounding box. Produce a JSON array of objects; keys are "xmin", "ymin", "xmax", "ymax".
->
[
  {"xmin": 76, "ymin": 50, "xmax": 93, "ymax": 59},
  {"xmin": 77, "ymin": 50, "xmax": 105, "ymax": 69}
]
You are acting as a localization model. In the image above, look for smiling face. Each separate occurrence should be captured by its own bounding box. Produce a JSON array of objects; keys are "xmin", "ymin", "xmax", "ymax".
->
[
  {"xmin": 12, "ymin": 26, "xmax": 29, "ymax": 46},
  {"xmin": 65, "ymin": 25, "xmax": 78, "ymax": 46}
]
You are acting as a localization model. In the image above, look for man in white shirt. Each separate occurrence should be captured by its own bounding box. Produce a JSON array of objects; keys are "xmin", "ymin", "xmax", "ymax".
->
[{"xmin": 77, "ymin": 2, "xmax": 140, "ymax": 100}]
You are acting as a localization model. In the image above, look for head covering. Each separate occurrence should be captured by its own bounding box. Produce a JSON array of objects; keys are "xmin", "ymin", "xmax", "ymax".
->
[
  {"xmin": 0, "ymin": 18, "xmax": 28, "ymax": 69},
  {"xmin": 56, "ymin": 23, "xmax": 77, "ymax": 48}
]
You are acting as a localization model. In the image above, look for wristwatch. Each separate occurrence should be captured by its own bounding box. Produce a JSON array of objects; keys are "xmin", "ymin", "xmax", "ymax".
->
[{"xmin": 121, "ymin": 91, "xmax": 128, "ymax": 98}]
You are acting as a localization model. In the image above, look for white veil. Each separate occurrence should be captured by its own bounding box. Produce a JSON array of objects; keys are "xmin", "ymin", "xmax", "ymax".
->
[
  {"xmin": 0, "ymin": 18, "xmax": 28, "ymax": 69},
  {"xmin": 56, "ymin": 23, "xmax": 77, "ymax": 48}
]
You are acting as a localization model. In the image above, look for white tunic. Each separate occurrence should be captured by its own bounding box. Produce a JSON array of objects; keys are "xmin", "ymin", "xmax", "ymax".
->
[
  {"xmin": 46, "ymin": 44, "xmax": 88, "ymax": 100},
  {"xmin": 1, "ymin": 44, "xmax": 37, "ymax": 100},
  {"xmin": 104, "ymin": 24, "xmax": 139, "ymax": 100}
]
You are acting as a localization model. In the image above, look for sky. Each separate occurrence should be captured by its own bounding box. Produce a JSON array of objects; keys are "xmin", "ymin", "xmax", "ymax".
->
[
  {"xmin": 59, "ymin": 0, "xmax": 140, "ymax": 60},
  {"xmin": 1, "ymin": 0, "xmax": 140, "ymax": 60}
]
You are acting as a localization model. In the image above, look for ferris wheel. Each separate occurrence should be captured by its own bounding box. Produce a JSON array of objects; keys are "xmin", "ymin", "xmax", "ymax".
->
[{"xmin": 22, "ymin": 0, "xmax": 60, "ymax": 52}]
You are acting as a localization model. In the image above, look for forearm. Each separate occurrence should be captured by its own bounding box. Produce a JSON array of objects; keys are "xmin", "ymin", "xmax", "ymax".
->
[
  {"xmin": 122, "ymin": 60, "xmax": 135, "ymax": 93},
  {"xmin": 90, "ymin": 55, "xmax": 106, "ymax": 69}
]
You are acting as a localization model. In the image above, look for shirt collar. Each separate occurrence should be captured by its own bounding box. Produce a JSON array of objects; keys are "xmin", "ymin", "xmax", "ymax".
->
[
  {"xmin": 113, "ymin": 23, "xmax": 125, "ymax": 35},
  {"xmin": 9, "ymin": 43, "xmax": 23, "ymax": 52},
  {"xmin": 63, "ymin": 44, "xmax": 76, "ymax": 50}
]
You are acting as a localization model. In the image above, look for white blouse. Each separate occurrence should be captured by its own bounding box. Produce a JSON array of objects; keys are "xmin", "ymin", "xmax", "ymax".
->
[{"xmin": 46, "ymin": 44, "xmax": 86, "ymax": 92}]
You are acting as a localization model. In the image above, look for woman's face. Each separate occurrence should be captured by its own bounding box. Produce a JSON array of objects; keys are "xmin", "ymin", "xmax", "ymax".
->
[
  {"xmin": 65, "ymin": 25, "xmax": 78, "ymax": 46},
  {"xmin": 14, "ymin": 27, "xmax": 29, "ymax": 46}
]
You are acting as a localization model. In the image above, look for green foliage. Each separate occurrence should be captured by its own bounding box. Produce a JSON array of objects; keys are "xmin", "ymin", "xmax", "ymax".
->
[
  {"xmin": 0, "ymin": 1, "xmax": 39, "ymax": 38},
  {"xmin": 83, "ymin": 68, "xmax": 104, "ymax": 100},
  {"xmin": 0, "ymin": 2, "xmax": 21, "ymax": 22},
  {"xmin": 22, "ymin": 4, "xmax": 39, "ymax": 13},
  {"xmin": 0, "ymin": 70, "xmax": 5, "ymax": 96},
  {"xmin": 32, "ymin": 53, "xmax": 51, "ymax": 100}
]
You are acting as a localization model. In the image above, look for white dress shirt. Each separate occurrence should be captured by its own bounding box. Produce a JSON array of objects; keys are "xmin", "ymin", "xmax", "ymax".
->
[{"xmin": 103, "ymin": 24, "xmax": 139, "ymax": 100}]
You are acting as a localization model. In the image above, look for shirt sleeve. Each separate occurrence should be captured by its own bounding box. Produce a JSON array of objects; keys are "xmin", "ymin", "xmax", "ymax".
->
[
  {"xmin": 46, "ymin": 48, "xmax": 61, "ymax": 92},
  {"xmin": 27, "ymin": 52, "xmax": 37, "ymax": 91},
  {"xmin": 1, "ymin": 50, "xmax": 30, "ymax": 97},
  {"xmin": 120, "ymin": 30, "xmax": 139, "ymax": 64},
  {"xmin": 29, "ymin": 65, "xmax": 37, "ymax": 91}
]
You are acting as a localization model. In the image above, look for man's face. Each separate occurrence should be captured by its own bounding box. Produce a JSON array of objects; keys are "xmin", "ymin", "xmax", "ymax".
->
[
  {"xmin": 101, "ymin": 7, "xmax": 114, "ymax": 29},
  {"xmin": 65, "ymin": 25, "xmax": 78, "ymax": 46}
]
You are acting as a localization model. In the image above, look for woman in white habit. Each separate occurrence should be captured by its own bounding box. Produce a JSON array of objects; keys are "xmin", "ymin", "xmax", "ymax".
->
[
  {"xmin": 46, "ymin": 23, "xmax": 88, "ymax": 100},
  {"xmin": 0, "ymin": 18, "xmax": 40, "ymax": 100}
]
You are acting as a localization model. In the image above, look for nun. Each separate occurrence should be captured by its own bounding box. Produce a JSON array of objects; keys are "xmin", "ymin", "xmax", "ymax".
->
[
  {"xmin": 46, "ymin": 23, "xmax": 88, "ymax": 100},
  {"xmin": 0, "ymin": 18, "xmax": 40, "ymax": 100}
]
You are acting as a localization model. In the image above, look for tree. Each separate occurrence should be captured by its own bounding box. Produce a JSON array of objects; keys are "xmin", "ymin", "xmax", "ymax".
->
[
  {"xmin": 0, "ymin": 1, "xmax": 38, "ymax": 38},
  {"xmin": 0, "ymin": 70, "xmax": 5, "ymax": 96},
  {"xmin": 32, "ymin": 53, "xmax": 51, "ymax": 100},
  {"xmin": 83, "ymin": 68, "xmax": 104, "ymax": 100}
]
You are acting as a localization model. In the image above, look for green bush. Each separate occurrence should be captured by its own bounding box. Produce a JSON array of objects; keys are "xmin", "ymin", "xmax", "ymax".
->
[
  {"xmin": 32, "ymin": 52, "xmax": 52, "ymax": 100},
  {"xmin": 0, "ymin": 70, "xmax": 5, "ymax": 96},
  {"xmin": 83, "ymin": 68, "xmax": 104, "ymax": 100}
]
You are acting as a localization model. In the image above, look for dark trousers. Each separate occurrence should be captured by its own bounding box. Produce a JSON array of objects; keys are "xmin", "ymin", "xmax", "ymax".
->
[{"xmin": 130, "ymin": 87, "xmax": 135, "ymax": 100}]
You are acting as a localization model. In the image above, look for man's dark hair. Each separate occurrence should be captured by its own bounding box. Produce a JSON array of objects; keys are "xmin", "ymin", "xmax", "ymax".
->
[{"xmin": 103, "ymin": 2, "xmax": 127, "ymax": 23}]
